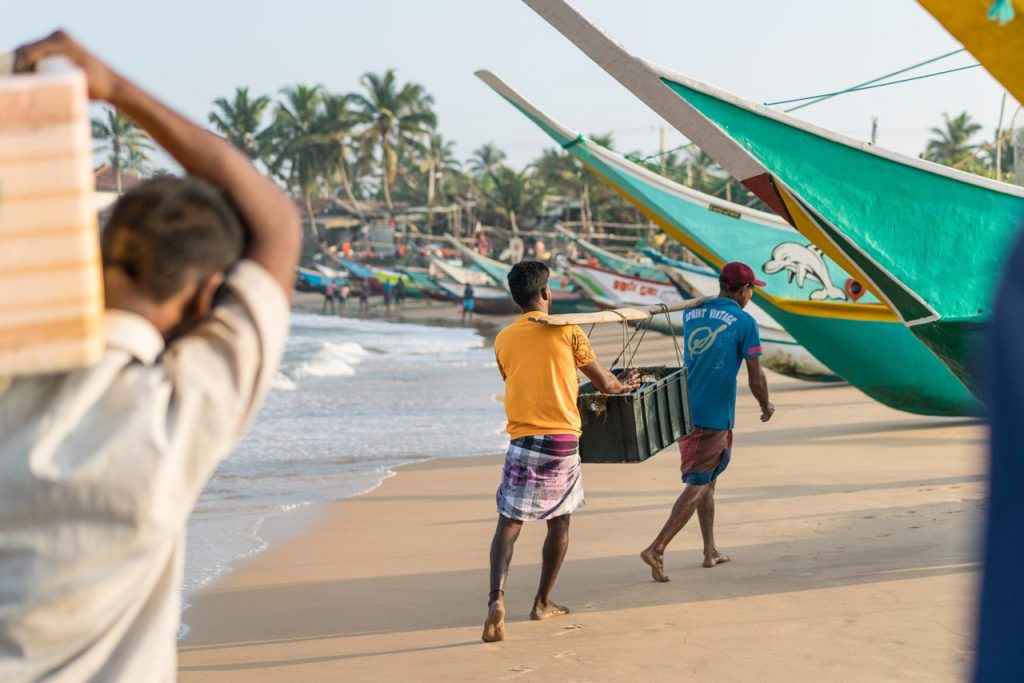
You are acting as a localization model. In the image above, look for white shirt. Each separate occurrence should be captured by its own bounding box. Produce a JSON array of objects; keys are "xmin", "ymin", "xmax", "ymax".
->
[{"xmin": 0, "ymin": 260, "xmax": 289, "ymax": 682}]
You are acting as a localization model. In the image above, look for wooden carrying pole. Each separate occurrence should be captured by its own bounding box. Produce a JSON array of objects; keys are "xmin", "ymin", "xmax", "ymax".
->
[{"xmin": 529, "ymin": 297, "xmax": 708, "ymax": 326}]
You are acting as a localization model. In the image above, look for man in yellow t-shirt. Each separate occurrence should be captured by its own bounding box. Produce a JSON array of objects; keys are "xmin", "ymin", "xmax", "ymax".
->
[{"xmin": 482, "ymin": 261, "xmax": 638, "ymax": 643}]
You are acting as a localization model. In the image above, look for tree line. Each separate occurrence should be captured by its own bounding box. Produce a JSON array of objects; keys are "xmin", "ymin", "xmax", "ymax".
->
[{"xmin": 92, "ymin": 70, "xmax": 1016, "ymax": 236}]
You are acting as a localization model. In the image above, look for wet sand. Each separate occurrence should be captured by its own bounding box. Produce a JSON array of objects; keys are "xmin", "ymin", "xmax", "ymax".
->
[{"xmin": 178, "ymin": 304, "xmax": 984, "ymax": 681}]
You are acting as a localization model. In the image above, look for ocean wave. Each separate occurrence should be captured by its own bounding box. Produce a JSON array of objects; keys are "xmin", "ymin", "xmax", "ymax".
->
[
  {"xmin": 289, "ymin": 313, "xmax": 485, "ymax": 359},
  {"xmin": 273, "ymin": 340, "xmax": 369, "ymax": 391},
  {"xmin": 271, "ymin": 374, "xmax": 298, "ymax": 391}
]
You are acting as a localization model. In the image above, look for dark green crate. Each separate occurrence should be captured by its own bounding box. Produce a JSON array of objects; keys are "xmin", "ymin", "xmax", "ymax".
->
[{"xmin": 576, "ymin": 366, "xmax": 693, "ymax": 463}]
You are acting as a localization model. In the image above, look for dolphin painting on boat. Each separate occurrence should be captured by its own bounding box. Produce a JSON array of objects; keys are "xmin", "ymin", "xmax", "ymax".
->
[{"xmin": 762, "ymin": 242, "xmax": 846, "ymax": 301}]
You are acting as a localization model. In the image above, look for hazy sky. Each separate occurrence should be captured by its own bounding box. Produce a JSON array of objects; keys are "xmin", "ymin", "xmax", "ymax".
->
[{"xmin": 3, "ymin": 0, "xmax": 1016, "ymax": 169}]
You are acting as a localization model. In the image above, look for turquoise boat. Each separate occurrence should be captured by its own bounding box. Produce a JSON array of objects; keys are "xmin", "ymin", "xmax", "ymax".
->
[
  {"xmin": 398, "ymin": 267, "xmax": 448, "ymax": 299},
  {"xmin": 477, "ymin": 68, "xmax": 979, "ymax": 415},
  {"xmin": 443, "ymin": 233, "xmax": 598, "ymax": 313},
  {"xmin": 554, "ymin": 225, "xmax": 668, "ymax": 281},
  {"xmin": 521, "ymin": 0, "xmax": 1024, "ymax": 399}
]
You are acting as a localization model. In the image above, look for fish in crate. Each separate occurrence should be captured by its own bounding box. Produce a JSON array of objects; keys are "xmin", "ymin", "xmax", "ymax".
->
[{"xmin": 577, "ymin": 365, "xmax": 693, "ymax": 463}]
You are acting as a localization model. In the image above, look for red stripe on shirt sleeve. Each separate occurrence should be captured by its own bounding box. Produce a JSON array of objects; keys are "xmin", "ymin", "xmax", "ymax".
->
[{"xmin": 745, "ymin": 345, "xmax": 763, "ymax": 357}]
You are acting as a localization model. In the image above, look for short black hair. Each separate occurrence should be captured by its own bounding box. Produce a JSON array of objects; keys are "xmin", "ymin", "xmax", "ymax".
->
[
  {"xmin": 101, "ymin": 176, "xmax": 245, "ymax": 302},
  {"xmin": 508, "ymin": 261, "xmax": 550, "ymax": 306},
  {"xmin": 718, "ymin": 278, "xmax": 748, "ymax": 294}
]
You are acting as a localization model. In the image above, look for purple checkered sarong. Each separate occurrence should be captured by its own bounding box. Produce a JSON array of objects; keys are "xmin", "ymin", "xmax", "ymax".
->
[{"xmin": 496, "ymin": 434, "xmax": 584, "ymax": 521}]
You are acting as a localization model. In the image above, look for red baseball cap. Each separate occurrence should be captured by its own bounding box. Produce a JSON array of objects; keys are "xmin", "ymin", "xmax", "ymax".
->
[{"xmin": 719, "ymin": 261, "xmax": 766, "ymax": 288}]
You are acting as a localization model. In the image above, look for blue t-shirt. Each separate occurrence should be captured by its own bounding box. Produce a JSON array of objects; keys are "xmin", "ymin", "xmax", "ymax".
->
[{"xmin": 683, "ymin": 297, "xmax": 762, "ymax": 430}]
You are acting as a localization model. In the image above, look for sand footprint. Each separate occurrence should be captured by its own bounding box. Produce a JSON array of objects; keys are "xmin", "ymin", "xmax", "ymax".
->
[
  {"xmin": 554, "ymin": 649, "xmax": 577, "ymax": 660},
  {"xmin": 502, "ymin": 664, "xmax": 535, "ymax": 680},
  {"xmin": 555, "ymin": 623, "xmax": 584, "ymax": 636}
]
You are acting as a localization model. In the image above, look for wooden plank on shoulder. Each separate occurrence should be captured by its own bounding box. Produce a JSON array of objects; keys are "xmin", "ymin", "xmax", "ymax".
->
[{"xmin": 529, "ymin": 297, "xmax": 708, "ymax": 326}]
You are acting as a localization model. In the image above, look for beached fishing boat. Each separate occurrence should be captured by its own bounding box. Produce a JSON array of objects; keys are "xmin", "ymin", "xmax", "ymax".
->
[
  {"xmin": 398, "ymin": 267, "xmax": 449, "ymax": 300},
  {"xmin": 296, "ymin": 267, "xmax": 327, "ymax": 292},
  {"xmin": 335, "ymin": 257, "xmax": 383, "ymax": 294},
  {"xmin": 433, "ymin": 280, "xmax": 521, "ymax": 315},
  {"xmin": 442, "ymin": 234, "xmax": 599, "ymax": 313},
  {"xmin": 554, "ymin": 225, "xmax": 667, "ymax": 281},
  {"xmin": 569, "ymin": 261, "xmax": 682, "ymax": 308},
  {"xmin": 477, "ymin": 68, "xmax": 979, "ymax": 414},
  {"xmin": 919, "ymin": 1, "xmax": 1024, "ymax": 104},
  {"xmin": 521, "ymin": 0, "xmax": 1023, "ymax": 399},
  {"xmin": 428, "ymin": 256, "xmax": 495, "ymax": 287},
  {"xmin": 370, "ymin": 266, "xmax": 425, "ymax": 298}
]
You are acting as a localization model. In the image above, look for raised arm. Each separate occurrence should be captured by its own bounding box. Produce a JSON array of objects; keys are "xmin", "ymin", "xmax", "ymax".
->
[
  {"xmin": 745, "ymin": 357, "xmax": 774, "ymax": 422},
  {"xmin": 580, "ymin": 359, "xmax": 639, "ymax": 395},
  {"xmin": 14, "ymin": 31, "xmax": 301, "ymax": 296}
]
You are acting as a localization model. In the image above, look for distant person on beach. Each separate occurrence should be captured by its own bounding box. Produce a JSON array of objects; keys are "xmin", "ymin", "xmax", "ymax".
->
[
  {"xmin": 395, "ymin": 277, "xmax": 406, "ymax": 308},
  {"xmin": 0, "ymin": 31, "xmax": 299, "ymax": 680},
  {"xmin": 483, "ymin": 261, "xmax": 639, "ymax": 642},
  {"xmin": 462, "ymin": 283, "xmax": 475, "ymax": 323},
  {"xmin": 338, "ymin": 283, "xmax": 350, "ymax": 313},
  {"xmin": 359, "ymin": 278, "xmax": 370, "ymax": 312},
  {"xmin": 382, "ymin": 279, "xmax": 394, "ymax": 314},
  {"xmin": 641, "ymin": 262, "xmax": 773, "ymax": 582},
  {"xmin": 323, "ymin": 280, "xmax": 337, "ymax": 314}
]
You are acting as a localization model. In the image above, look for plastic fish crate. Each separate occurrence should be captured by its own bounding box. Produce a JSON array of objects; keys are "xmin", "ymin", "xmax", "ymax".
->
[{"xmin": 577, "ymin": 366, "xmax": 692, "ymax": 463}]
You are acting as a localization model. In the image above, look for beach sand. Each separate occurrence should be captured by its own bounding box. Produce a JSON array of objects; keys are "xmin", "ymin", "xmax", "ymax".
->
[{"xmin": 178, "ymin": 305, "xmax": 985, "ymax": 682}]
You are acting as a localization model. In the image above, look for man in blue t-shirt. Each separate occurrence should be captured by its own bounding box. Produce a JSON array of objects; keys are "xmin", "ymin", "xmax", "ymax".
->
[{"xmin": 641, "ymin": 262, "xmax": 774, "ymax": 582}]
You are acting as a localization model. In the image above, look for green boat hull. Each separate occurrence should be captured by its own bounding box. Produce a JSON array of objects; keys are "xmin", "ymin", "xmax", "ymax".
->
[
  {"xmin": 763, "ymin": 301, "xmax": 979, "ymax": 416},
  {"xmin": 658, "ymin": 80, "xmax": 1024, "ymax": 397},
  {"xmin": 478, "ymin": 69, "xmax": 979, "ymax": 415}
]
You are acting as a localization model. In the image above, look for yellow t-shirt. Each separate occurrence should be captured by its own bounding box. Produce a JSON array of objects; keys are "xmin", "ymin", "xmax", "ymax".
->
[{"xmin": 494, "ymin": 312, "xmax": 597, "ymax": 440}]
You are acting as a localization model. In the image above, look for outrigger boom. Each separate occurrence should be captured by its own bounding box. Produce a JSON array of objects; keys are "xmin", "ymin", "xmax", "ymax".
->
[{"xmin": 529, "ymin": 298, "xmax": 708, "ymax": 326}]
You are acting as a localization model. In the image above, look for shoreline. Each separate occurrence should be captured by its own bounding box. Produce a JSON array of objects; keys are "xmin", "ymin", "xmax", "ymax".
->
[
  {"xmin": 178, "ymin": 295, "xmax": 513, "ymax": 625},
  {"xmin": 179, "ymin": 303, "xmax": 984, "ymax": 681}
]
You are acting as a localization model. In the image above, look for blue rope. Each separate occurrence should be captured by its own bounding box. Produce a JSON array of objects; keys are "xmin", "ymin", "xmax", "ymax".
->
[
  {"xmin": 767, "ymin": 48, "xmax": 967, "ymax": 113},
  {"xmin": 989, "ymin": 0, "xmax": 1016, "ymax": 25},
  {"xmin": 766, "ymin": 63, "xmax": 981, "ymax": 111}
]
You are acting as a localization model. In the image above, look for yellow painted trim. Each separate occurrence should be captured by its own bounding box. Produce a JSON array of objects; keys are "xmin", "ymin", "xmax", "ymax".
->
[
  {"xmin": 585, "ymin": 162, "xmax": 899, "ymax": 323},
  {"xmin": 920, "ymin": 0, "xmax": 1024, "ymax": 105}
]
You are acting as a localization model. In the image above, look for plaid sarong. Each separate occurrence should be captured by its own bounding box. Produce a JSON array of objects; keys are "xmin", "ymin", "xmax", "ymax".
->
[{"xmin": 496, "ymin": 434, "xmax": 584, "ymax": 521}]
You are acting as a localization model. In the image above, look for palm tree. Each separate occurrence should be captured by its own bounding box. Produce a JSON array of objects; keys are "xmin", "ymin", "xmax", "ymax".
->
[
  {"xmin": 208, "ymin": 87, "xmax": 272, "ymax": 161},
  {"xmin": 92, "ymin": 107, "xmax": 153, "ymax": 193},
  {"xmin": 484, "ymin": 164, "xmax": 540, "ymax": 234},
  {"xmin": 467, "ymin": 142, "xmax": 506, "ymax": 178},
  {"xmin": 122, "ymin": 135, "xmax": 154, "ymax": 177},
  {"xmin": 925, "ymin": 112, "xmax": 983, "ymax": 165},
  {"xmin": 351, "ymin": 69, "xmax": 437, "ymax": 213},
  {"xmin": 420, "ymin": 133, "xmax": 461, "ymax": 206},
  {"xmin": 266, "ymin": 85, "xmax": 329, "ymax": 240},
  {"xmin": 318, "ymin": 93, "xmax": 367, "ymax": 220}
]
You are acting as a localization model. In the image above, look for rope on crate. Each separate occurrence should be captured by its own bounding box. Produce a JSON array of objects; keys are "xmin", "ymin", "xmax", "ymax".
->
[
  {"xmin": 607, "ymin": 309, "xmax": 645, "ymax": 372},
  {"xmin": 655, "ymin": 303, "xmax": 685, "ymax": 369}
]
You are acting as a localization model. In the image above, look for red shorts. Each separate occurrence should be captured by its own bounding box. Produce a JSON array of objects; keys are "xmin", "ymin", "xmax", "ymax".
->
[{"xmin": 679, "ymin": 428, "xmax": 733, "ymax": 485}]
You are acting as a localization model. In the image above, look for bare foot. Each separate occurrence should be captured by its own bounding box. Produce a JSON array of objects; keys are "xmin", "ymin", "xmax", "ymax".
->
[
  {"xmin": 530, "ymin": 600, "xmax": 570, "ymax": 621},
  {"xmin": 702, "ymin": 551, "xmax": 731, "ymax": 568},
  {"xmin": 482, "ymin": 598, "xmax": 506, "ymax": 642},
  {"xmin": 641, "ymin": 548, "xmax": 669, "ymax": 582}
]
